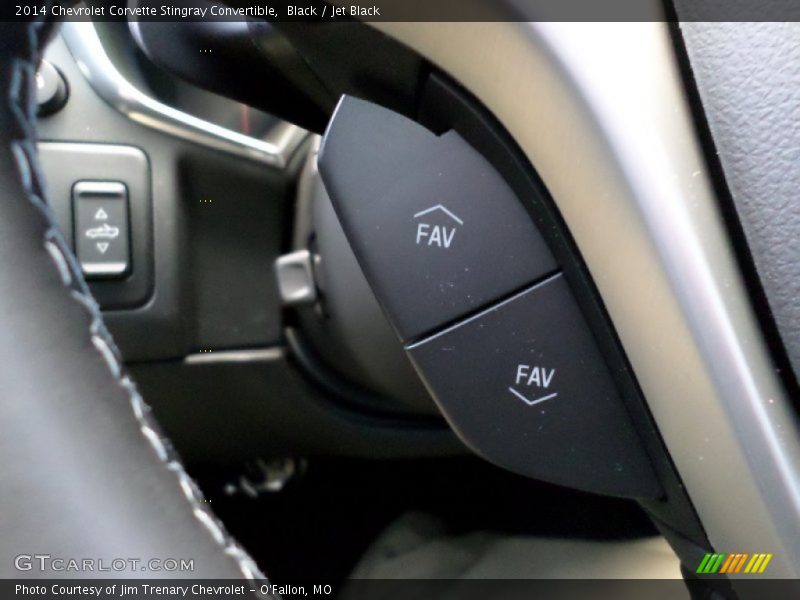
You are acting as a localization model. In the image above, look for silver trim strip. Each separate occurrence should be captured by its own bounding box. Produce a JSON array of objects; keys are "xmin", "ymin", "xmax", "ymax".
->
[
  {"xmin": 184, "ymin": 347, "xmax": 285, "ymax": 365},
  {"xmin": 375, "ymin": 18, "xmax": 800, "ymax": 578},
  {"xmin": 81, "ymin": 262, "xmax": 127, "ymax": 276},
  {"xmin": 60, "ymin": 22, "xmax": 308, "ymax": 168}
]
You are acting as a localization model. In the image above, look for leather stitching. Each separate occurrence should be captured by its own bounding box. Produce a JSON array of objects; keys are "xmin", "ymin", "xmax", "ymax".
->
[{"xmin": 5, "ymin": 11, "xmax": 270, "ymax": 588}]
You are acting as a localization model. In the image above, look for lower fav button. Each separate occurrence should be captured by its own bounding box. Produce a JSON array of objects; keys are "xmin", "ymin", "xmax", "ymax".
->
[{"xmin": 406, "ymin": 273, "xmax": 661, "ymax": 498}]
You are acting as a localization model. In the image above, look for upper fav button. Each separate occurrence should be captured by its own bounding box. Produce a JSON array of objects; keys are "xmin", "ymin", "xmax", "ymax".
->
[{"xmin": 319, "ymin": 96, "xmax": 557, "ymax": 342}]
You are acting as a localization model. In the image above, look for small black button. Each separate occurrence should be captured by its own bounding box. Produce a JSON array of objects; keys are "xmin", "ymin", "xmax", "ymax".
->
[
  {"xmin": 407, "ymin": 273, "xmax": 660, "ymax": 497},
  {"xmin": 319, "ymin": 96, "xmax": 557, "ymax": 342},
  {"xmin": 73, "ymin": 181, "xmax": 130, "ymax": 279}
]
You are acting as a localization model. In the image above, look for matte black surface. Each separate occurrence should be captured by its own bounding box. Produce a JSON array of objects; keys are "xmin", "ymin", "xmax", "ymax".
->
[
  {"xmin": 407, "ymin": 274, "xmax": 660, "ymax": 498},
  {"xmin": 73, "ymin": 181, "xmax": 130, "ymax": 278},
  {"xmin": 131, "ymin": 356, "xmax": 463, "ymax": 465},
  {"xmin": 38, "ymin": 142, "xmax": 152, "ymax": 309},
  {"xmin": 177, "ymin": 154, "xmax": 294, "ymax": 351},
  {"xmin": 319, "ymin": 96, "xmax": 557, "ymax": 342}
]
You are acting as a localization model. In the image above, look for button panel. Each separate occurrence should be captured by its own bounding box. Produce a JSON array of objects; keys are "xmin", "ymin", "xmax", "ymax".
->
[
  {"xmin": 73, "ymin": 181, "xmax": 130, "ymax": 278},
  {"xmin": 407, "ymin": 274, "xmax": 660, "ymax": 497},
  {"xmin": 319, "ymin": 96, "xmax": 659, "ymax": 497},
  {"xmin": 319, "ymin": 96, "xmax": 557, "ymax": 342},
  {"xmin": 39, "ymin": 143, "xmax": 152, "ymax": 308}
]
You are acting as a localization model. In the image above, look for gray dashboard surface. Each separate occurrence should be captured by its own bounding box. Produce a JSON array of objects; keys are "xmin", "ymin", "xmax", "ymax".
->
[{"xmin": 679, "ymin": 22, "xmax": 800, "ymax": 390}]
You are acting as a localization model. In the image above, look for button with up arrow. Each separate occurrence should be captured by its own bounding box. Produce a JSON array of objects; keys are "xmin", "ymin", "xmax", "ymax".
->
[{"xmin": 72, "ymin": 181, "xmax": 130, "ymax": 278}]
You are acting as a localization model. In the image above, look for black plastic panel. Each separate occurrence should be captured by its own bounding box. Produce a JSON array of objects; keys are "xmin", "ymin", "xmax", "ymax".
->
[
  {"xmin": 177, "ymin": 155, "xmax": 293, "ymax": 350},
  {"xmin": 130, "ymin": 356, "xmax": 463, "ymax": 467}
]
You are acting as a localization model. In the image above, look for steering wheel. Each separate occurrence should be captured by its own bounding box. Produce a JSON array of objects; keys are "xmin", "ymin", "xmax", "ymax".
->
[{"xmin": 0, "ymin": 17, "xmax": 263, "ymax": 582}]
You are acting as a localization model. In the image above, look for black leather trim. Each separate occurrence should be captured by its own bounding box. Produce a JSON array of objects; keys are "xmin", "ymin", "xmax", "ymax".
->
[
  {"xmin": 678, "ymin": 21, "xmax": 800, "ymax": 394},
  {"xmin": 0, "ymin": 13, "xmax": 270, "ymax": 584}
]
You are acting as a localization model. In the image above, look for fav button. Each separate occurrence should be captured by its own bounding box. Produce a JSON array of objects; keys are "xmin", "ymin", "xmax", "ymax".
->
[
  {"xmin": 73, "ymin": 181, "xmax": 130, "ymax": 278},
  {"xmin": 319, "ymin": 96, "xmax": 557, "ymax": 342},
  {"xmin": 406, "ymin": 273, "xmax": 660, "ymax": 498}
]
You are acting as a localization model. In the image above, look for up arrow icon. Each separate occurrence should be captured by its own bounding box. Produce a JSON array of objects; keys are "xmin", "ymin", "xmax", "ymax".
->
[{"xmin": 94, "ymin": 208, "xmax": 108, "ymax": 220}]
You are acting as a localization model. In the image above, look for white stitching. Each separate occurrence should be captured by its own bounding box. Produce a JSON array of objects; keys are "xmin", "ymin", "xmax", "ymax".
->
[
  {"xmin": 44, "ymin": 238, "xmax": 72, "ymax": 286},
  {"xmin": 140, "ymin": 426, "xmax": 170, "ymax": 463},
  {"xmin": 192, "ymin": 509, "xmax": 227, "ymax": 547},
  {"xmin": 5, "ymin": 11, "xmax": 272, "ymax": 590},
  {"xmin": 90, "ymin": 333, "xmax": 122, "ymax": 379},
  {"xmin": 225, "ymin": 546, "xmax": 264, "ymax": 581},
  {"xmin": 11, "ymin": 139, "xmax": 31, "ymax": 189}
]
